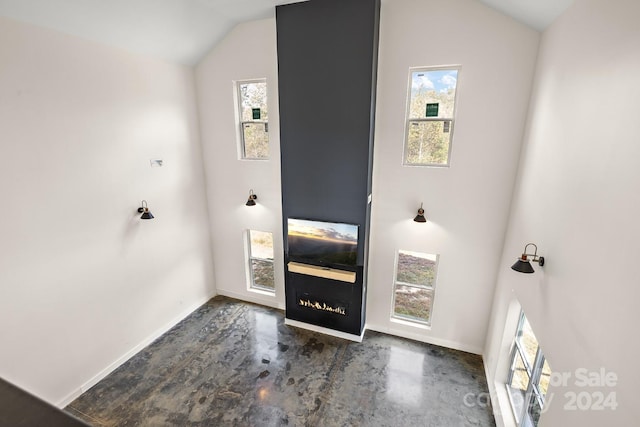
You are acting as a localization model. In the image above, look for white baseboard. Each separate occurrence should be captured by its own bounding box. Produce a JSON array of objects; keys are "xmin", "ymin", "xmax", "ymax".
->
[
  {"xmin": 365, "ymin": 323, "xmax": 483, "ymax": 355},
  {"xmin": 57, "ymin": 386, "xmax": 84, "ymax": 409},
  {"xmin": 284, "ymin": 318, "xmax": 365, "ymax": 342},
  {"xmin": 57, "ymin": 294, "xmax": 483, "ymax": 408},
  {"xmin": 56, "ymin": 294, "xmax": 215, "ymax": 408},
  {"xmin": 216, "ymin": 289, "xmax": 285, "ymax": 310}
]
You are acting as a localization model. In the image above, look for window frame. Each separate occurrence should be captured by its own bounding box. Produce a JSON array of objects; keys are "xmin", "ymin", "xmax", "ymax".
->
[
  {"xmin": 235, "ymin": 78, "xmax": 269, "ymax": 160},
  {"xmin": 403, "ymin": 65, "xmax": 461, "ymax": 168},
  {"xmin": 246, "ymin": 229, "xmax": 275, "ymax": 294},
  {"xmin": 390, "ymin": 250, "xmax": 439, "ymax": 326},
  {"xmin": 506, "ymin": 311, "xmax": 550, "ymax": 427}
]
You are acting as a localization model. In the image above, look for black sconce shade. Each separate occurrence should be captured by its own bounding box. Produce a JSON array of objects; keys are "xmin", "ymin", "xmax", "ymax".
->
[
  {"xmin": 246, "ymin": 189, "xmax": 258, "ymax": 206},
  {"xmin": 511, "ymin": 258, "xmax": 535, "ymax": 274},
  {"xmin": 137, "ymin": 200, "xmax": 154, "ymax": 220},
  {"xmin": 511, "ymin": 243, "xmax": 544, "ymax": 273},
  {"xmin": 413, "ymin": 203, "xmax": 427, "ymax": 223}
]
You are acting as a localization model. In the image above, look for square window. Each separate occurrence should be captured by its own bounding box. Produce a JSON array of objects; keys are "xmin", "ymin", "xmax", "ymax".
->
[
  {"xmin": 393, "ymin": 285, "xmax": 433, "ymax": 322},
  {"xmin": 404, "ymin": 67, "xmax": 459, "ymax": 167},
  {"xmin": 237, "ymin": 80, "xmax": 269, "ymax": 159},
  {"xmin": 406, "ymin": 120, "xmax": 452, "ymax": 165},
  {"xmin": 247, "ymin": 230, "xmax": 275, "ymax": 293},
  {"xmin": 242, "ymin": 122, "xmax": 269, "ymax": 159},
  {"xmin": 392, "ymin": 250, "xmax": 438, "ymax": 325}
]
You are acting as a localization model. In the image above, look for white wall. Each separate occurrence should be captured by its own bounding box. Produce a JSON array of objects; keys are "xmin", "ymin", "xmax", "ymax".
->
[
  {"xmin": 0, "ymin": 16, "xmax": 215, "ymax": 406},
  {"xmin": 484, "ymin": 0, "xmax": 639, "ymax": 425},
  {"xmin": 195, "ymin": 0, "xmax": 541, "ymax": 354},
  {"xmin": 195, "ymin": 19, "xmax": 285, "ymax": 309},
  {"xmin": 365, "ymin": 0, "xmax": 539, "ymax": 353}
]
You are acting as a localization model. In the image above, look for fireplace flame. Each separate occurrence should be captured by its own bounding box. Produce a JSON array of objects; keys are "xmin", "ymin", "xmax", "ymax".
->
[{"xmin": 299, "ymin": 299, "xmax": 346, "ymax": 316}]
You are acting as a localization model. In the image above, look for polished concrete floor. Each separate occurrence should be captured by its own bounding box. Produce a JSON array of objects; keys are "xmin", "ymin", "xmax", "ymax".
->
[{"xmin": 65, "ymin": 297, "xmax": 496, "ymax": 426}]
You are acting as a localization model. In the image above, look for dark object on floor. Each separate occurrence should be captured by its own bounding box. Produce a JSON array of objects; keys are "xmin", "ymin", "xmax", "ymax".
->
[{"xmin": 0, "ymin": 377, "xmax": 89, "ymax": 427}]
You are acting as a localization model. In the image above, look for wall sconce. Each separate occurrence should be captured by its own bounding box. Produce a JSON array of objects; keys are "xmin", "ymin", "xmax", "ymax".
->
[
  {"xmin": 511, "ymin": 243, "xmax": 545, "ymax": 273},
  {"xmin": 246, "ymin": 189, "xmax": 258, "ymax": 206},
  {"xmin": 137, "ymin": 200, "xmax": 154, "ymax": 220},
  {"xmin": 413, "ymin": 203, "xmax": 427, "ymax": 223}
]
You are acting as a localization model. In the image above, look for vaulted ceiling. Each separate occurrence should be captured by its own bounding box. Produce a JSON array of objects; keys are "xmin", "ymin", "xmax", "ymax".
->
[{"xmin": 0, "ymin": 0, "xmax": 573, "ymax": 65}]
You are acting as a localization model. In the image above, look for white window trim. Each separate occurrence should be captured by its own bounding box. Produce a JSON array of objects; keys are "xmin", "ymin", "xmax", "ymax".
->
[
  {"xmin": 234, "ymin": 78, "xmax": 269, "ymax": 161},
  {"xmin": 390, "ymin": 250, "xmax": 439, "ymax": 326},
  {"xmin": 402, "ymin": 65, "xmax": 461, "ymax": 168},
  {"xmin": 246, "ymin": 230, "xmax": 276, "ymax": 295}
]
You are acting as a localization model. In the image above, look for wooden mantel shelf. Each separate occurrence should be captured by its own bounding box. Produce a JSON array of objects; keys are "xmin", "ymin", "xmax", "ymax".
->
[{"xmin": 287, "ymin": 262, "xmax": 356, "ymax": 283}]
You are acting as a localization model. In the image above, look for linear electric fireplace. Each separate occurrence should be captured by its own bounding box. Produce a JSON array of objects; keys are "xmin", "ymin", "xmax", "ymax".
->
[{"xmin": 276, "ymin": 0, "xmax": 380, "ymax": 340}]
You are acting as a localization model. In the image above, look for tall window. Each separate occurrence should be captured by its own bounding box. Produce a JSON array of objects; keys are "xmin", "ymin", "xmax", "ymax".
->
[
  {"xmin": 404, "ymin": 67, "xmax": 459, "ymax": 166},
  {"xmin": 506, "ymin": 312, "xmax": 552, "ymax": 427},
  {"xmin": 391, "ymin": 250, "xmax": 438, "ymax": 325},
  {"xmin": 236, "ymin": 79, "xmax": 269, "ymax": 159},
  {"xmin": 247, "ymin": 230, "xmax": 275, "ymax": 293}
]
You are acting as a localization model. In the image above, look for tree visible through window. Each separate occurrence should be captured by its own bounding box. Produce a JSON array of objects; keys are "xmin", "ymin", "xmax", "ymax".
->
[
  {"xmin": 404, "ymin": 67, "xmax": 459, "ymax": 166},
  {"xmin": 506, "ymin": 312, "xmax": 552, "ymax": 426},
  {"xmin": 237, "ymin": 80, "xmax": 269, "ymax": 159},
  {"xmin": 247, "ymin": 230, "xmax": 275, "ymax": 293},
  {"xmin": 392, "ymin": 250, "xmax": 438, "ymax": 325}
]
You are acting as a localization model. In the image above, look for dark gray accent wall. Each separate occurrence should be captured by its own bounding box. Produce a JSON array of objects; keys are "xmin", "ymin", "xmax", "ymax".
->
[{"xmin": 276, "ymin": 0, "xmax": 380, "ymax": 335}]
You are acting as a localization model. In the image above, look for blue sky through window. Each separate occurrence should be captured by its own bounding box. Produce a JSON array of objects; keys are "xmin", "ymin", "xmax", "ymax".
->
[{"xmin": 411, "ymin": 69, "xmax": 458, "ymax": 94}]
